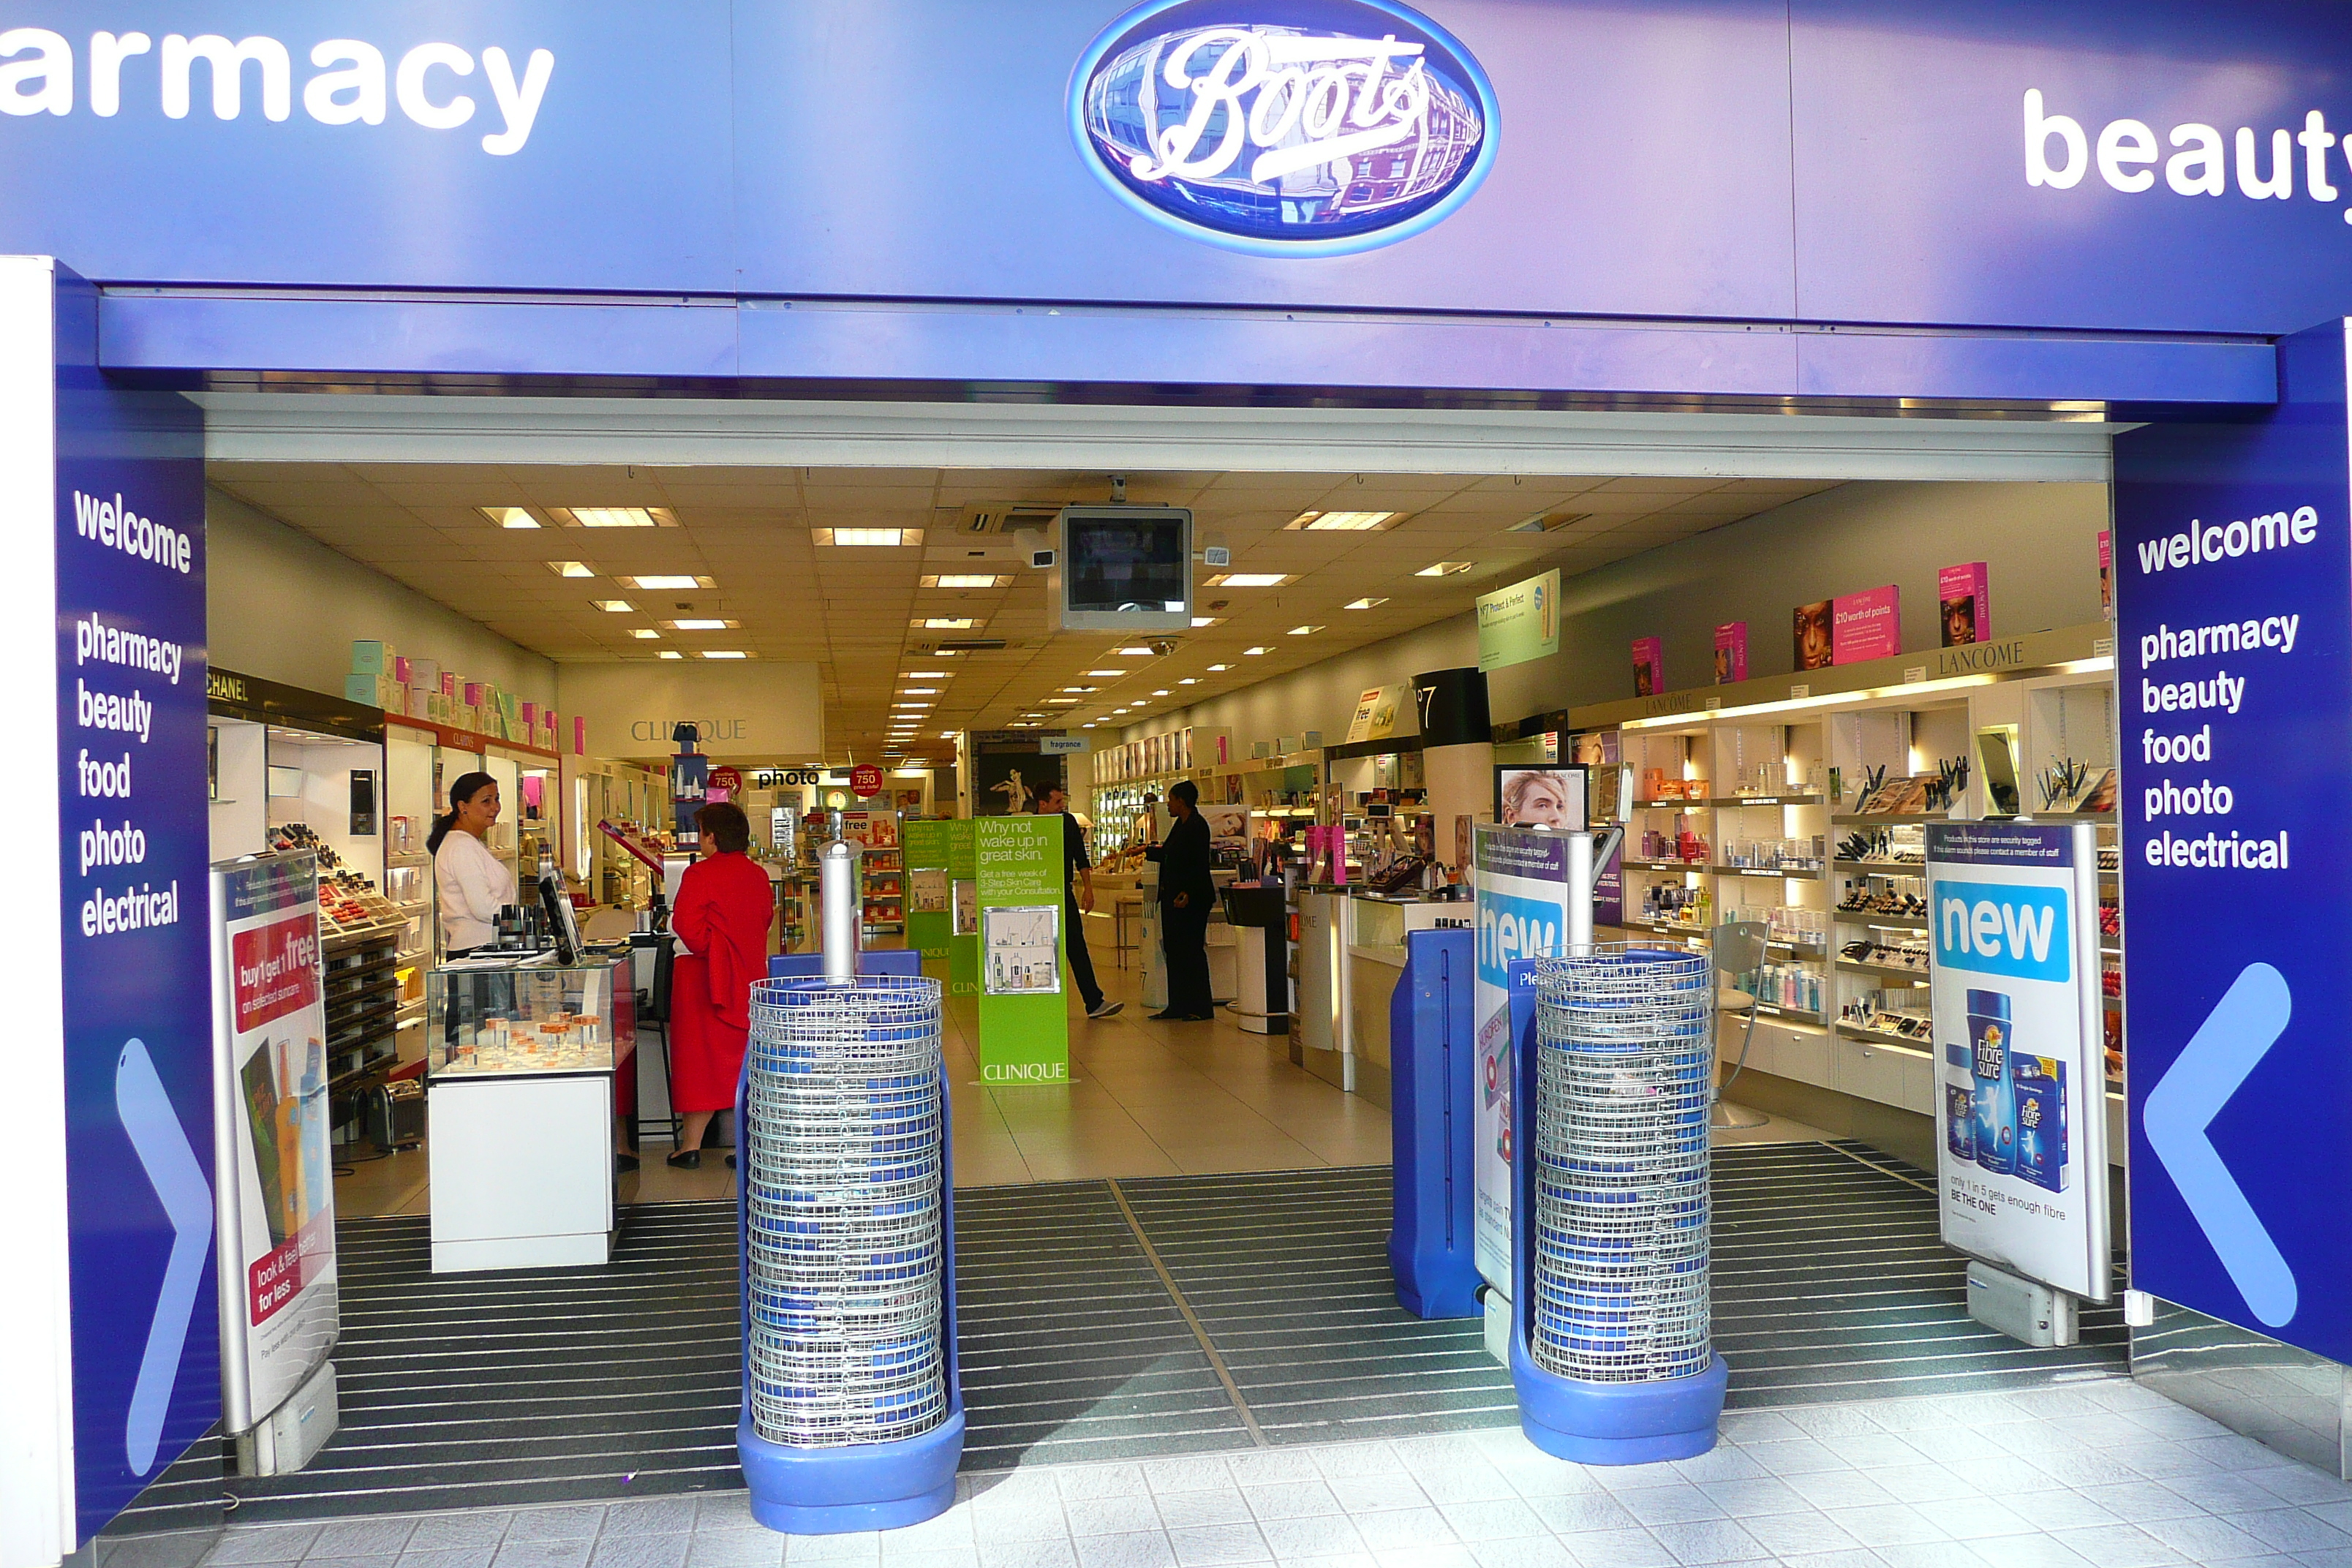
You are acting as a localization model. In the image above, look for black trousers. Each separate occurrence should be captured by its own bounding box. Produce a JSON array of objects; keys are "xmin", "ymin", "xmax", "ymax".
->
[
  {"xmin": 1161, "ymin": 899, "xmax": 1213, "ymax": 1017},
  {"xmin": 1065, "ymin": 890, "xmax": 1104, "ymax": 1011}
]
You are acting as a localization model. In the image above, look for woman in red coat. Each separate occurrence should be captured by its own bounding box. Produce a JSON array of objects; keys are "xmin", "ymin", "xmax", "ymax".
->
[{"xmin": 666, "ymin": 802, "xmax": 776, "ymax": 1169}]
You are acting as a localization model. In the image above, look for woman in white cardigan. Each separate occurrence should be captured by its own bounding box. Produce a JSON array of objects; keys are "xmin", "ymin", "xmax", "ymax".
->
[{"xmin": 431, "ymin": 772, "xmax": 515, "ymax": 957}]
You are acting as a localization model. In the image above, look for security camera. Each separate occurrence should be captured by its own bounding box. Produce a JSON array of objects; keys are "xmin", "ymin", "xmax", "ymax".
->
[
  {"xmin": 1148, "ymin": 638, "xmax": 1178, "ymax": 657},
  {"xmin": 1014, "ymin": 527, "xmax": 1055, "ymax": 569}
]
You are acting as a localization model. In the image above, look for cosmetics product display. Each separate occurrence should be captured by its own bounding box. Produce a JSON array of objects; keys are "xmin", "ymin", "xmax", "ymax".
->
[
  {"xmin": 428, "ymin": 961, "xmax": 624, "ymax": 1077},
  {"xmin": 1718, "ymin": 836, "xmax": 1825, "ymax": 872}
]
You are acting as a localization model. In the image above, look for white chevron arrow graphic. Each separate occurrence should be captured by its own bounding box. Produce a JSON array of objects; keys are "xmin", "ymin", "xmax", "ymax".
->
[
  {"xmin": 115, "ymin": 1038, "xmax": 214, "ymax": 1475},
  {"xmin": 2141, "ymin": 964, "xmax": 2296, "ymax": 1328}
]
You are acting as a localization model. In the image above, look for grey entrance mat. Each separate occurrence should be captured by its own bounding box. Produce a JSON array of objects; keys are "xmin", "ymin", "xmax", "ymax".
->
[{"xmin": 118, "ymin": 1142, "xmax": 2125, "ymax": 1525}]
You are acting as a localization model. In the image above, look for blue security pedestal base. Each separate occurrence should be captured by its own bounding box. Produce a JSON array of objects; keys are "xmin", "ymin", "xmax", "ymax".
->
[
  {"xmin": 738, "ymin": 1409, "xmax": 965, "ymax": 1534},
  {"xmin": 1387, "ymin": 929, "xmax": 1484, "ymax": 1320},
  {"xmin": 1509, "ymin": 1345, "xmax": 1730, "ymax": 1465}
]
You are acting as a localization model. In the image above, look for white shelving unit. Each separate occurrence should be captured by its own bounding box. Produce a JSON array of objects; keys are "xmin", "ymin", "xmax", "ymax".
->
[{"xmin": 1590, "ymin": 627, "xmax": 2125, "ymax": 1154}]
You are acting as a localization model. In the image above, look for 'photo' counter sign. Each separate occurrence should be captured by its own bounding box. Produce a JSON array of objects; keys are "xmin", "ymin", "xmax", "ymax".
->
[{"xmin": 1926, "ymin": 823, "xmax": 2109, "ymax": 1302}]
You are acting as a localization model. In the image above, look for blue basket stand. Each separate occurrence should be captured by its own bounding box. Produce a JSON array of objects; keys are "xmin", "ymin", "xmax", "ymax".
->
[
  {"xmin": 736, "ymin": 964, "xmax": 964, "ymax": 1534},
  {"xmin": 1504, "ymin": 957, "xmax": 1728, "ymax": 1466}
]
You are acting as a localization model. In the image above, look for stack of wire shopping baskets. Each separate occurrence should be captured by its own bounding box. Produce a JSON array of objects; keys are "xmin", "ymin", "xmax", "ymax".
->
[
  {"xmin": 736, "ymin": 972, "xmax": 964, "ymax": 1532},
  {"xmin": 1509, "ymin": 944, "xmax": 1728, "ymax": 1463}
]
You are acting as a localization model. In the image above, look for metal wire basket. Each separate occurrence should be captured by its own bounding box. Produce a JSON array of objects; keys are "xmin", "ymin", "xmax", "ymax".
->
[
  {"xmin": 1530, "ymin": 946, "xmax": 1714, "ymax": 1384},
  {"xmin": 743, "ymin": 974, "xmax": 950, "ymax": 1447}
]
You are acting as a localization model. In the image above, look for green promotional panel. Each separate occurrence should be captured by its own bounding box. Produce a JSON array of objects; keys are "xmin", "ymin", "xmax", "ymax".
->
[
  {"xmin": 946, "ymin": 818, "xmax": 979, "ymax": 1002},
  {"xmin": 903, "ymin": 818, "xmax": 953, "ymax": 981},
  {"xmin": 973, "ymin": 815, "xmax": 1068, "ymax": 1085}
]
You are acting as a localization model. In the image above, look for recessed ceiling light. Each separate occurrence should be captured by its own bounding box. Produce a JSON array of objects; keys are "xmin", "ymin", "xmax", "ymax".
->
[
  {"xmin": 1114, "ymin": 646, "xmax": 1156, "ymax": 657},
  {"xmin": 893, "ymin": 701, "xmax": 932, "ymax": 709},
  {"xmin": 1417, "ymin": 560, "xmax": 1474, "ymax": 577},
  {"xmin": 938, "ymin": 730, "xmax": 957, "ymax": 739},
  {"xmin": 1153, "ymin": 689, "xmax": 1172, "ymax": 696},
  {"xmin": 1205, "ymin": 573, "xmax": 1294, "ymax": 587},
  {"xmin": 1178, "ymin": 678, "xmax": 1200, "ymax": 685},
  {"xmin": 914, "ymin": 617, "xmax": 978, "ymax": 630},
  {"xmin": 1191, "ymin": 616, "xmax": 1223, "ymax": 628},
  {"xmin": 558, "ymin": 506, "xmax": 672, "ymax": 529},
  {"xmin": 920, "ymin": 573, "xmax": 1009, "ymax": 589},
  {"xmin": 629, "ymin": 629, "xmax": 662, "ymax": 640},
  {"xmin": 815, "ymin": 527, "xmax": 924, "ymax": 547},
  {"xmin": 1286, "ymin": 510, "xmax": 1398, "ymax": 531},
  {"xmin": 547, "ymin": 560, "xmax": 595, "ymax": 578},
  {"xmin": 1244, "ymin": 646, "xmax": 1272, "ymax": 655},
  {"xmin": 657, "ymin": 650, "xmax": 685, "ymax": 660},
  {"xmin": 1207, "ymin": 663, "xmax": 1232, "ymax": 671},
  {"xmin": 1082, "ymin": 723, "xmax": 1098, "ymax": 728},
  {"xmin": 1286, "ymin": 625, "xmax": 1324, "ymax": 636},
  {"xmin": 626, "ymin": 573, "xmax": 711, "ymax": 589},
  {"xmin": 482, "ymin": 506, "xmax": 541, "ymax": 529},
  {"xmin": 1062, "ymin": 686, "xmax": 1097, "ymax": 693},
  {"xmin": 906, "ymin": 669, "xmax": 948, "ymax": 678},
  {"xmin": 1047, "ymin": 697, "xmax": 1081, "ymax": 705},
  {"xmin": 663, "ymin": 618, "xmax": 738, "ymax": 631},
  {"xmin": 1345, "ymin": 597, "xmax": 1389, "ymax": 610},
  {"xmin": 702, "ymin": 649, "xmax": 749, "ymax": 660},
  {"xmin": 591, "ymin": 599, "xmax": 634, "ymax": 612},
  {"xmin": 1084, "ymin": 669, "xmax": 1128, "ymax": 677},
  {"xmin": 901, "ymin": 686, "xmax": 941, "ymax": 695}
]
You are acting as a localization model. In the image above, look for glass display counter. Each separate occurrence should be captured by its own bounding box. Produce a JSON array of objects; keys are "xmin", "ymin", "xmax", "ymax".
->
[
  {"xmin": 427, "ymin": 954, "xmax": 633, "ymax": 1079},
  {"xmin": 425, "ymin": 952, "xmax": 636, "ymax": 1273}
]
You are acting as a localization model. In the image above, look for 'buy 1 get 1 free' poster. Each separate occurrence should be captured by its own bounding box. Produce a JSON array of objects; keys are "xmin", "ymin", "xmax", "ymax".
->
[
  {"xmin": 210, "ymin": 851, "xmax": 339, "ymax": 1433},
  {"xmin": 1471, "ymin": 824, "xmax": 1581, "ymax": 1294},
  {"xmin": 1925, "ymin": 823, "xmax": 2111, "ymax": 1301}
]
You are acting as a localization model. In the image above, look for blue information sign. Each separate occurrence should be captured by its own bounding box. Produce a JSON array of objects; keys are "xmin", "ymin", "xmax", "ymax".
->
[
  {"xmin": 2114, "ymin": 320, "xmax": 2352, "ymax": 1352},
  {"xmin": 50, "ymin": 267, "xmax": 215, "ymax": 1538}
]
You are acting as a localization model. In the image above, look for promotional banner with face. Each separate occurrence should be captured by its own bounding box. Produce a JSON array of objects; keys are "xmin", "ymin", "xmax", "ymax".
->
[
  {"xmin": 1926, "ymin": 822, "xmax": 2110, "ymax": 1300},
  {"xmin": 1471, "ymin": 824, "xmax": 1579, "ymax": 1289}
]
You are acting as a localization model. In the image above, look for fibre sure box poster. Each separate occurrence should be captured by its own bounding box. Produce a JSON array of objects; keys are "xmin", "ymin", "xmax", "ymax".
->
[
  {"xmin": 1471, "ymin": 825, "xmax": 1578, "ymax": 1291},
  {"xmin": 1926, "ymin": 822, "xmax": 2109, "ymax": 1300}
]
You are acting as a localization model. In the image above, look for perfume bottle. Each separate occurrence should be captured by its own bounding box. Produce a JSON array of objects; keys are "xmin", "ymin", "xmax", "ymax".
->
[
  {"xmin": 273, "ymin": 1038, "xmax": 305, "ymax": 1235},
  {"xmin": 298, "ymin": 1038, "xmax": 327, "ymax": 1223}
]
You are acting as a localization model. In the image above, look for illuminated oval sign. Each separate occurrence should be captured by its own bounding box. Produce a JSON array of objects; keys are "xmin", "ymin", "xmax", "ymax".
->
[{"xmin": 1070, "ymin": 0, "xmax": 1497, "ymax": 257}]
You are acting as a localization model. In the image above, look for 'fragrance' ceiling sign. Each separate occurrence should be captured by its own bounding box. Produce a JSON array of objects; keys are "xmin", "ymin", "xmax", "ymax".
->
[{"xmin": 1070, "ymin": 0, "xmax": 1497, "ymax": 256}]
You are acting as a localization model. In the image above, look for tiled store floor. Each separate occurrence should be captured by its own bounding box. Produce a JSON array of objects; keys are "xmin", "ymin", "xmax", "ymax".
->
[{"xmin": 199, "ymin": 1381, "xmax": 2352, "ymax": 1568}]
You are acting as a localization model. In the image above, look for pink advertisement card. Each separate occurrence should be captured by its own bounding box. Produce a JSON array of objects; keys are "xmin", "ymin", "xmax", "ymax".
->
[
  {"xmin": 1712, "ymin": 622, "xmax": 1747, "ymax": 683},
  {"xmin": 1831, "ymin": 585, "xmax": 1901, "ymax": 665},
  {"xmin": 1630, "ymin": 636, "xmax": 1664, "ymax": 696},
  {"xmin": 1937, "ymin": 562, "xmax": 1989, "ymax": 647}
]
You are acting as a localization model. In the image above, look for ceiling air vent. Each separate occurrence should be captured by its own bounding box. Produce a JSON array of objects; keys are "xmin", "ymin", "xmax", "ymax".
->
[
  {"xmin": 956, "ymin": 502, "xmax": 1063, "ymax": 535},
  {"xmin": 1508, "ymin": 510, "xmax": 1593, "ymax": 534}
]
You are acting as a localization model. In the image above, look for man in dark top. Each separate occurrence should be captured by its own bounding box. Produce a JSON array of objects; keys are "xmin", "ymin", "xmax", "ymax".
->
[
  {"xmin": 1038, "ymin": 784, "xmax": 1122, "ymax": 1019},
  {"xmin": 1145, "ymin": 778, "xmax": 1216, "ymax": 1021}
]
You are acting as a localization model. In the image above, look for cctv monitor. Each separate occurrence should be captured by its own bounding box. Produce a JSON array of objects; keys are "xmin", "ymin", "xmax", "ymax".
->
[{"xmin": 1057, "ymin": 506, "xmax": 1191, "ymax": 631}]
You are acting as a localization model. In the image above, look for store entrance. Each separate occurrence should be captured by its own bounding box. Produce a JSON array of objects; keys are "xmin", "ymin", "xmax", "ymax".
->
[{"xmin": 148, "ymin": 408, "xmax": 2136, "ymax": 1523}]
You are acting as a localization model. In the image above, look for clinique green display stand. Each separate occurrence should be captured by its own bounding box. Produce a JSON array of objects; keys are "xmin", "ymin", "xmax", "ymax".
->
[
  {"xmin": 947, "ymin": 818, "xmax": 978, "ymax": 1000},
  {"xmin": 973, "ymin": 815, "xmax": 1069, "ymax": 1085},
  {"xmin": 905, "ymin": 818, "xmax": 952, "ymax": 981}
]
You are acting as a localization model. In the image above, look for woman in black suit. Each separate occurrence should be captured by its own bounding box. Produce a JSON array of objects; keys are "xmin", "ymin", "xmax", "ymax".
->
[{"xmin": 1146, "ymin": 779, "xmax": 1216, "ymax": 1020}]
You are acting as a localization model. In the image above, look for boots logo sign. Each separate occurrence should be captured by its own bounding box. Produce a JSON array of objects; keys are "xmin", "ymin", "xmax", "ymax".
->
[{"xmin": 1070, "ymin": 0, "xmax": 1498, "ymax": 257}]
